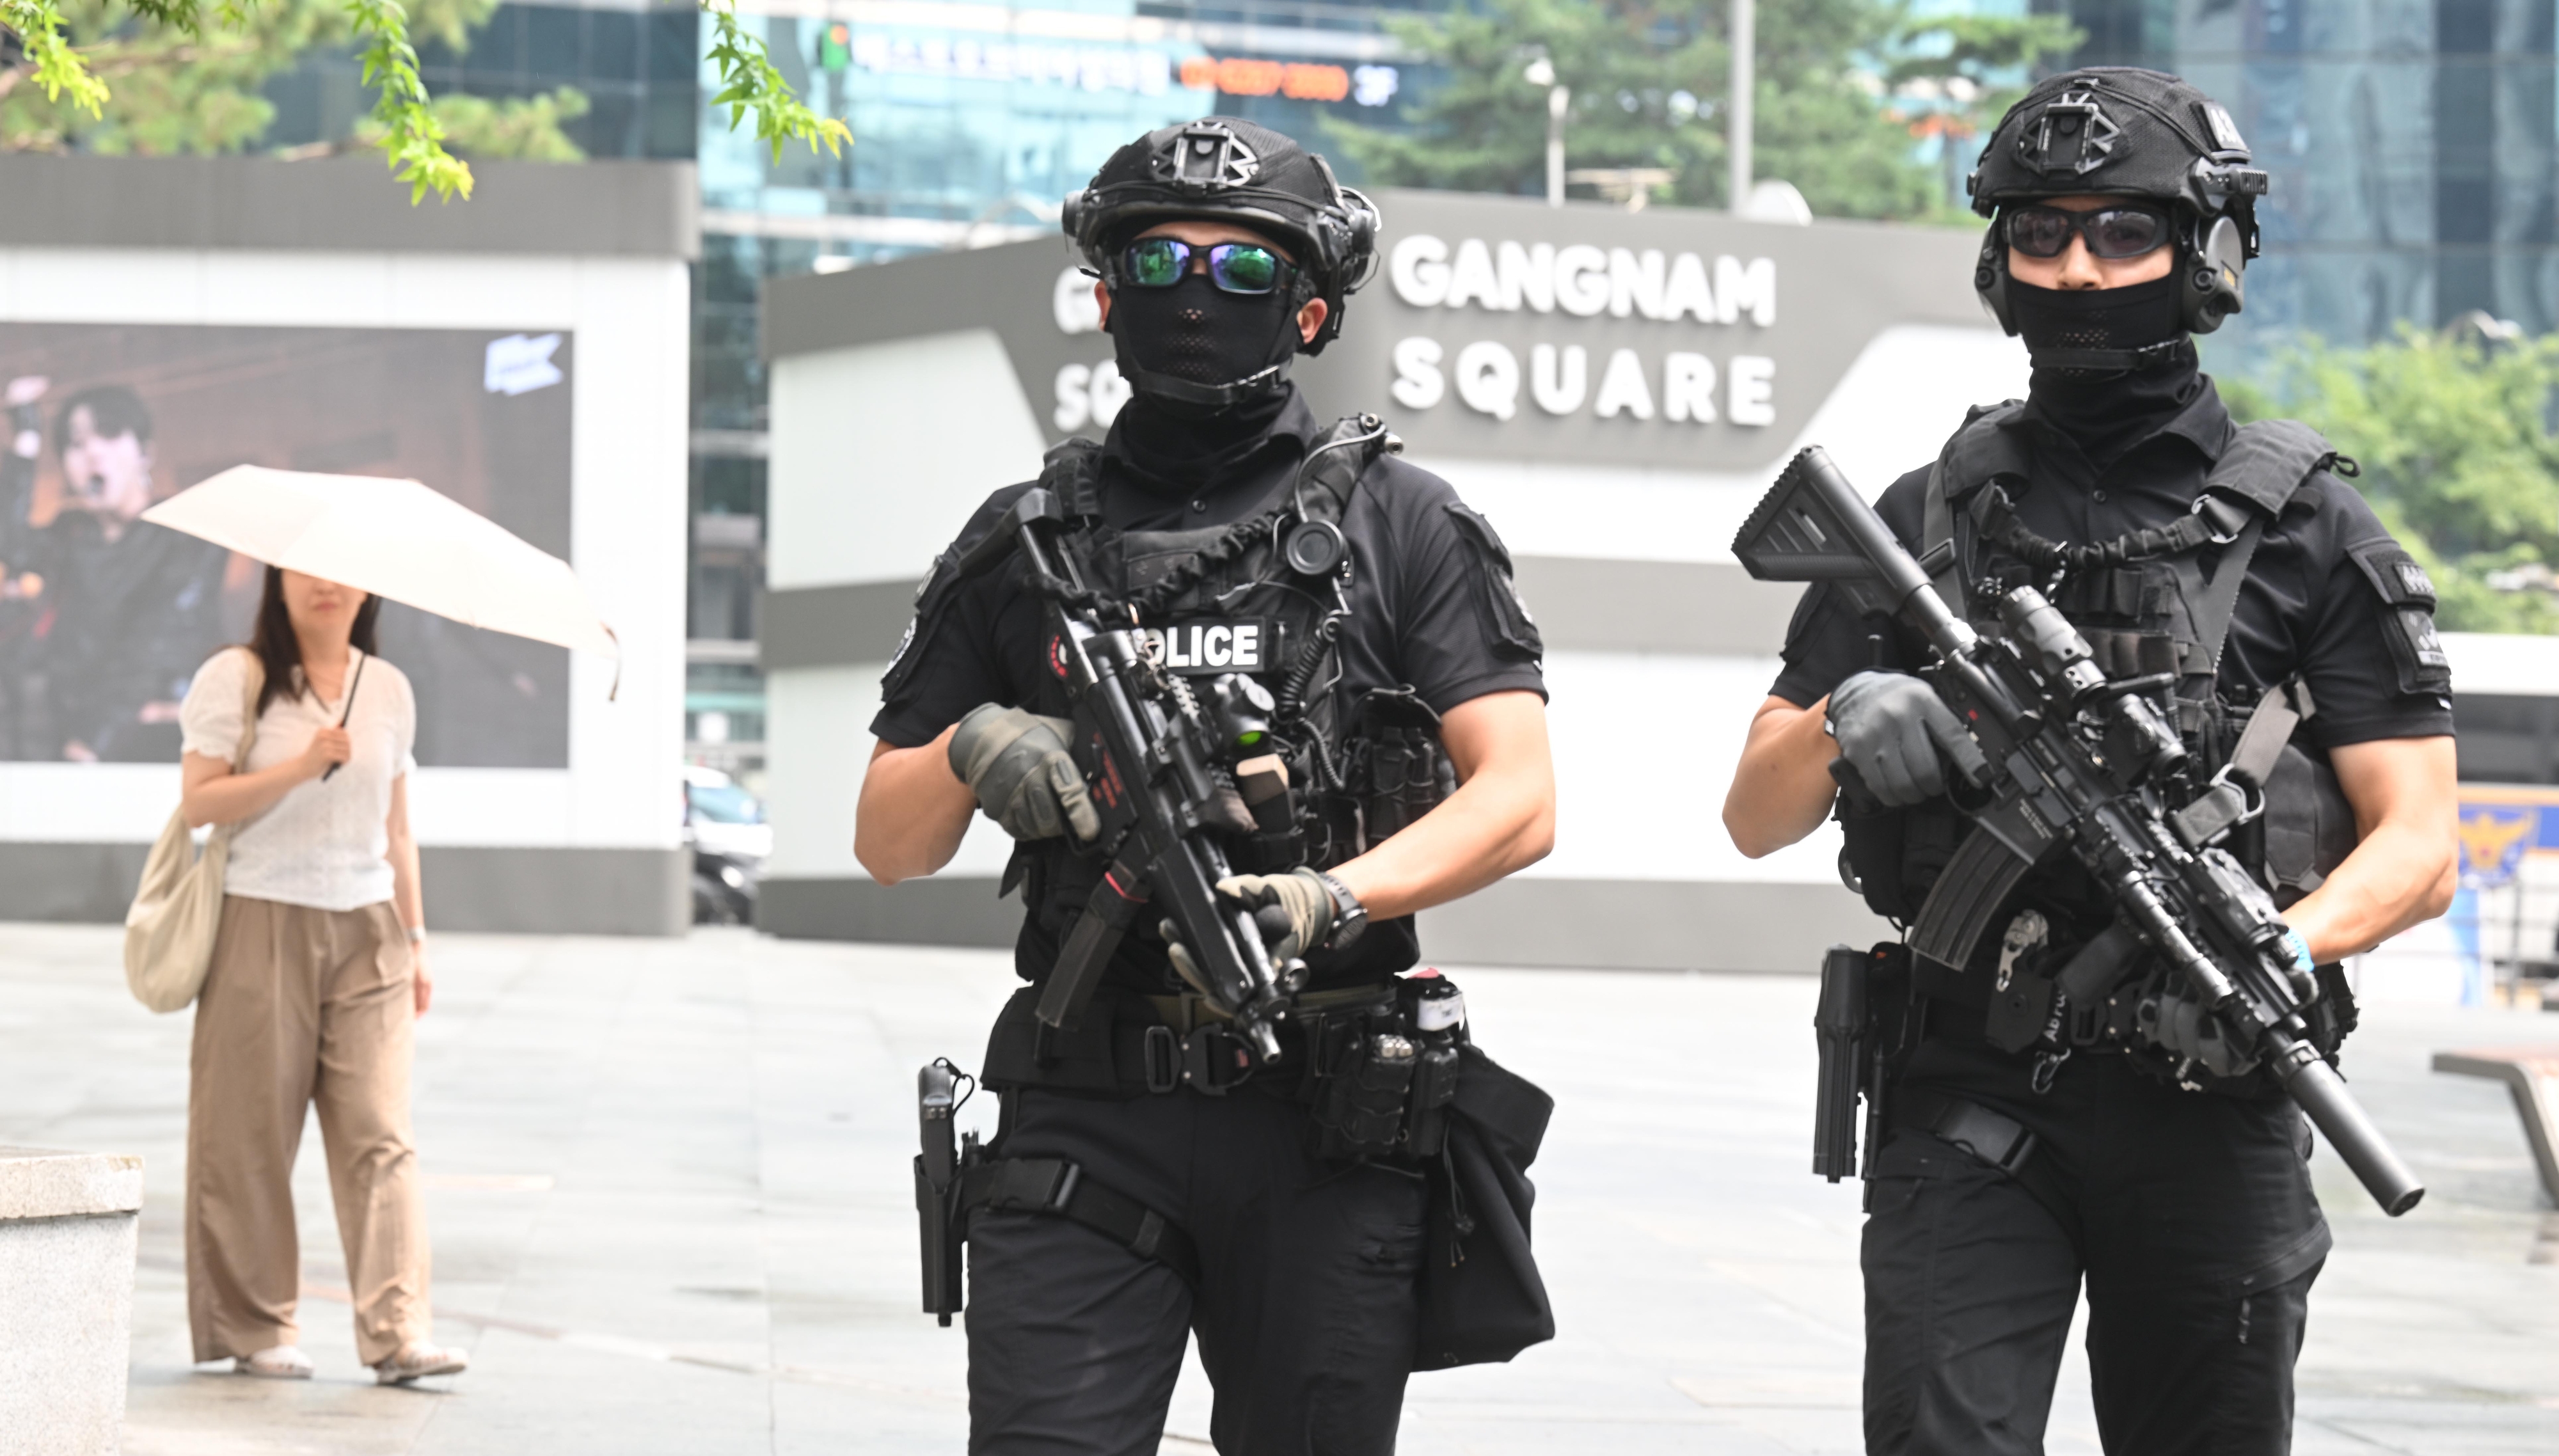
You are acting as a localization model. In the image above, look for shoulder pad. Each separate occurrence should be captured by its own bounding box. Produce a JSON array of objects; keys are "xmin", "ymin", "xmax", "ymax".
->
[
  {"xmin": 2207, "ymin": 419, "xmax": 2347, "ymax": 518},
  {"xmin": 1939, "ymin": 400, "xmax": 2030, "ymax": 503},
  {"xmin": 1296, "ymin": 413, "xmax": 1393, "ymax": 520},
  {"xmin": 1040, "ymin": 437, "xmax": 1105, "ymax": 519}
]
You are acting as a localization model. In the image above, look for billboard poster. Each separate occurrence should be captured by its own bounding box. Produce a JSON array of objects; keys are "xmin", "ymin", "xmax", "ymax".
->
[{"xmin": 0, "ymin": 323, "xmax": 573, "ymax": 767}]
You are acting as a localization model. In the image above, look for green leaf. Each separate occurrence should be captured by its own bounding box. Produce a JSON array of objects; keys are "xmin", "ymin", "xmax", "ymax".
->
[{"xmin": 702, "ymin": 1, "xmax": 850, "ymax": 162}]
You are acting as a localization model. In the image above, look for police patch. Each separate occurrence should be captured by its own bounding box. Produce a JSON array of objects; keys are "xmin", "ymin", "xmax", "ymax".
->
[{"xmin": 1140, "ymin": 617, "xmax": 1272, "ymax": 675}]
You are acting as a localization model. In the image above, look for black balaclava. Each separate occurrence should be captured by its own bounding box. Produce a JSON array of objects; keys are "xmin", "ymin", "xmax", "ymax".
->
[
  {"xmin": 1107, "ymin": 267, "xmax": 1302, "ymax": 409},
  {"xmin": 1105, "ymin": 265, "xmax": 1302, "ymax": 500},
  {"xmin": 2013, "ymin": 273, "xmax": 2204, "ymax": 467}
]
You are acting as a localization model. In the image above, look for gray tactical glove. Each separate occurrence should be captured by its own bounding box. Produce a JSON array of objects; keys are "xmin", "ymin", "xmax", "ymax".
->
[
  {"xmin": 1163, "ymin": 869, "xmax": 1337, "ymax": 990},
  {"xmin": 1825, "ymin": 670, "xmax": 1992, "ymax": 808},
  {"xmin": 948, "ymin": 704, "xmax": 1099, "ymax": 843}
]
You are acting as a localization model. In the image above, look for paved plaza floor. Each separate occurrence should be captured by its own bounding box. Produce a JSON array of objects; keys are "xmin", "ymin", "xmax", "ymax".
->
[{"xmin": 1, "ymin": 922, "xmax": 2554, "ymax": 1454}]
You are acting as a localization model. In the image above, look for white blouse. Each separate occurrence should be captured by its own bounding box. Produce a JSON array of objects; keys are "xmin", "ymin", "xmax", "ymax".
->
[{"xmin": 178, "ymin": 647, "xmax": 418, "ymax": 913}]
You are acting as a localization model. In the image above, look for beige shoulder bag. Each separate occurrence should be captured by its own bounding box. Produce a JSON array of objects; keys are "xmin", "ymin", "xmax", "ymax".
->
[{"xmin": 124, "ymin": 649, "xmax": 265, "ymax": 1013}]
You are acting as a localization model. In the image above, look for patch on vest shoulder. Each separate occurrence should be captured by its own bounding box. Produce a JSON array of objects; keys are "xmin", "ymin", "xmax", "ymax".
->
[{"xmin": 1141, "ymin": 617, "xmax": 1274, "ymax": 674}]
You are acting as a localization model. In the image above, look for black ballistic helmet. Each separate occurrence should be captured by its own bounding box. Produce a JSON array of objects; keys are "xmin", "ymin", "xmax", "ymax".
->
[
  {"xmin": 1969, "ymin": 68, "xmax": 2270, "ymax": 365},
  {"xmin": 1063, "ymin": 117, "xmax": 1381, "ymax": 357}
]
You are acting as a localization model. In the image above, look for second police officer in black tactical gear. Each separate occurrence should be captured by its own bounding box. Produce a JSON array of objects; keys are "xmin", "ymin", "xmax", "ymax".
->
[
  {"xmin": 854, "ymin": 118, "xmax": 1558, "ymax": 1453},
  {"xmin": 1723, "ymin": 70, "xmax": 2457, "ymax": 1455}
]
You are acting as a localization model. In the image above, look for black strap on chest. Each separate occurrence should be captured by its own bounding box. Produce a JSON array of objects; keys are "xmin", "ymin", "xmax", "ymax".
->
[{"xmin": 1922, "ymin": 411, "xmax": 2348, "ymax": 697}]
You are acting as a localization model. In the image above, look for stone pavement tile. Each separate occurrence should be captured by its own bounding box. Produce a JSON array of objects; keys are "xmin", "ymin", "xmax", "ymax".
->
[{"xmin": 7, "ymin": 924, "xmax": 2559, "ymax": 1454}]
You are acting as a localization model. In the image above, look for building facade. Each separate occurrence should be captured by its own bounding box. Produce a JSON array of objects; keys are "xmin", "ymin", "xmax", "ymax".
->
[{"xmin": 2041, "ymin": 0, "xmax": 2559, "ymax": 349}]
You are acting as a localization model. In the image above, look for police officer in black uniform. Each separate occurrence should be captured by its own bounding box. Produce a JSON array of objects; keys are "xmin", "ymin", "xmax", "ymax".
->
[
  {"xmin": 855, "ymin": 118, "xmax": 1557, "ymax": 1454},
  {"xmin": 1723, "ymin": 70, "xmax": 2457, "ymax": 1454}
]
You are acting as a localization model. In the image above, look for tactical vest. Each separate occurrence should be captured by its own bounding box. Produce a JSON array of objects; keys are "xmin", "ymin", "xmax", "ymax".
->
[
  {"xmin": 1010, "ymin": 415, "xmax": 1457, "ymax": 974},
  {"xmin": 1843, "ymin": 404, "xmax": 2363, "ymax": 936}
]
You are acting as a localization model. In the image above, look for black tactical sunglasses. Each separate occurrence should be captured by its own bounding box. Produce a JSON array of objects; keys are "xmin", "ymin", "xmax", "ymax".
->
[
  {"xmin": 2005, "ymin": 203, "xmax": 2173, "ymax": 261},
  {"xmin": 1120, "ymin": 237, "xmax": 1295, "ymax": 296}
]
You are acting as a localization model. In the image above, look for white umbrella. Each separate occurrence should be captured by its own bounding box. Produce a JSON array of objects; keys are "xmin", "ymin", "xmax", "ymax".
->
[{"xmin": 141, "ymin": 466, "xmax": 618, "ymax": 668}]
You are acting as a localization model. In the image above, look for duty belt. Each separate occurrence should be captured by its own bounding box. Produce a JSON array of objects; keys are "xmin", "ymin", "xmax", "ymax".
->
[{"xmin": 1134, "ymin": 983, "xmax": 1398, "ymax": 1096}]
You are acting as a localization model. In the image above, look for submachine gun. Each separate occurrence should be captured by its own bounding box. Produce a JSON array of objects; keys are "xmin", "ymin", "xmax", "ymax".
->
[
  {"xmin": 1736, "ymin": 447, "xmax": 2425, "ymax": 1217},
  {"xmin": 953, "ymin": 487, "xmax": 1303, "ymax": 1067}
]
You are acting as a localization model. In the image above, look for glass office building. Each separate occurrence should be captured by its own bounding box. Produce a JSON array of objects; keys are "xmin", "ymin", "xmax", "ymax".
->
[{"xmin": 2038, "ymin": 0, "xmax": 2559, "ymax": 350}]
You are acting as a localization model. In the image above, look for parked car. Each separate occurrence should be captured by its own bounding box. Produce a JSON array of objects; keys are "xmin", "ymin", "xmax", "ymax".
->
[{"xmin": 685, "ymin": 764, "xmax": 768, "ymax": 925}]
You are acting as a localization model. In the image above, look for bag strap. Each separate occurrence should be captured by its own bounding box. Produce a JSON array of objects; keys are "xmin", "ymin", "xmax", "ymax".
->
[
  {"xmin": 2174, "ymin": 420, "xmax": 2345, "ymax": 690},
  {"xmin": 228, "ymin": 647, "xmax": 266, "ymax": 772}
]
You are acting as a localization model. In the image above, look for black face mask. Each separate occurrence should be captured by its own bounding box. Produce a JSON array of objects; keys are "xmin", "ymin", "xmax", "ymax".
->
[
  {"xmin": 2006, "ymin": 271, "xmax": 2186, "ymax": 376},
  {"xmin": 1107, "ymin": 271, "xmax": 1301, "ymax": 412}
]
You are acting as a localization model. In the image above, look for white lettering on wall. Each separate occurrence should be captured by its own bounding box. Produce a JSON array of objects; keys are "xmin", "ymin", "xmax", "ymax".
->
[
  {"xmin": 1663, "ymin": 353, "xmax": 1717, "ymax": 423},
  {"xmin": 1609, "ymin": 249, "xmax": 1665, "ymax": 320},
  {"xmin": 1455, "ymin": 341, "xmax": 1520, "ymax": 420},
  {"xmin": 1385, "ymin": 234, "xmax": 1774, "ymax": 326},
  {"xmin": 1389, "ymin": 345, "xmax": 1773, "ymax": 430},
  {"xmin": 1530, "ymin": 344, "xmax": 1587, "ymax": 415},
  {"xmin": 1052, "ymin": 359, "xmax": 1129, "ymax": 431},
  {"xmin": 1594, "ymin": 348, "xmax": 1655, "ymax": 420},
  {"xmin": 1729, "ymin": 355, "xmax": 1777, "ymax": 425},
  {"xmin": 1390, "ymin": 235, "xmax": 1451, "ymax": 308},
  {"xmin": 1662, "ymin": 253, "xmax": 1715, "ymax": 322},
  {"xmin": 1391, "ymin": 336, "xmax": 1446, "ymax": 408},
  {"xmin": 1553, "ymin": 245, "xmax": 1610, "ymax": 317},
  {"xmin": 1498, "ymin": 241, "xmax": 1555, "ymax": 312},
  {"xmin": 1445, "ymin": 239, "xmax": 1502, "ymax": 310},
  {"xmin": 1716, "ymin": 256, "xmax": 1777, "ymax": 325}
]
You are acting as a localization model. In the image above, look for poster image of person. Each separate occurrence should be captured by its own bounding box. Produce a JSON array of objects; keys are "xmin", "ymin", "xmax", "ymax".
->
[
  {"xmin": 0, "ymin": 323, "xmax": 576, "ymax": 768},
  {"xmin": 36, "ymin": 384, "xmax": 228, "ymax": 761}
]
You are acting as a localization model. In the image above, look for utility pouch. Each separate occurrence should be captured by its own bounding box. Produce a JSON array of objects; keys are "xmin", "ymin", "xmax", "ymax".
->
[
  {"xmin": 1307, "ymin": 971, "xmax": 1469, "ymax": 1162},
  {"xmin": 1415, "ymin": 1042, "xmax": 1555, "ymax": 1370},
  {"xmin": 1313, "ymin": 1029, "xmax": 1417, "ymax": 1160},
  {"xmin": 915, "ymin": 1058, "xmax": 980, "ymax": 1325},
  {"xmin": 1354, "ymin": 688, "xmax": 1457, "ymax": 844}
]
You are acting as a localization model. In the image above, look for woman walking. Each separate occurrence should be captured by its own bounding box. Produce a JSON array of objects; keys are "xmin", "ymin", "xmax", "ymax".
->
[{"xmin": 176, "ymin": 567, "xmax": 466, "ymax": 1385}]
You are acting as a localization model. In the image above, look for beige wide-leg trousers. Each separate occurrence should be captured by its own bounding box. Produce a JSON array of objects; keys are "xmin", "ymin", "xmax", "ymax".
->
[{"xmin": 186, "ymin": 895, "xmax": 431, "ymax": 1366}]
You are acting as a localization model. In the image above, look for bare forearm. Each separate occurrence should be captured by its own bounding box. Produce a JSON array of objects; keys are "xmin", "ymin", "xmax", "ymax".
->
[
  {"xmin": 1331, "ymin": 768, "xmax": 1554, "ymax": 922},
  {"xmin": 1723, "ymin": 695, "xmax": 1839, "ymax": 858},
  {"xmin": 182, "ymin": 760, "xmax": 310, "ymax": 828},
  {"xmin": 2285, "ymin": 823, "xmax": 2456, "ymax": 963},
  {"xmin": 855, "ymin": 727, "xmax": 976, "ymax": 884},
  {"xmin": 390, "ymin": 836, "xmax": 424, "ymax": 931}
]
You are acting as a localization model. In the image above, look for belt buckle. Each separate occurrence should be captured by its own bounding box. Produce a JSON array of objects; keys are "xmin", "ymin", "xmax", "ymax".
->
[
  {"xmin": 1180, "ymin": 1026, "xmax": 1247, "ymax": 1096},
  {"xmin": 1142, "ymin": 1024, "xmax": 1180, "ymax": 1095}
]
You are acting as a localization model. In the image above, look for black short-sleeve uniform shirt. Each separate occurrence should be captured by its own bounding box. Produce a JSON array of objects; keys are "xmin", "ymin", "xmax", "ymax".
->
[
  {"xmin": 872, "ymin": 388, "xmax": 1548, "ymax": 989},
  {"xmin": 1770, "ymin": 381, "xmax": 2455, "ymax": 750}
]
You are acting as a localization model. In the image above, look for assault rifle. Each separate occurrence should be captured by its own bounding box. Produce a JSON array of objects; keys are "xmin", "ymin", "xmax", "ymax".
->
[
  {"xmin": 954, "ymin": 488, "xmax": 1301, "ymax": 1070},
  {"xmin": 1736, "ymin": 447, "xmax": 2425, "ymax": 1215}
]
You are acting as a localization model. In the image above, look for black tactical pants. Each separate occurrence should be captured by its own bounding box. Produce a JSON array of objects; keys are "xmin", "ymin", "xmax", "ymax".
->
[
  {"xmin": 1863, "ymin": 1042, "xmax": 2329, "ymax": 1456},
  {"xmin": 965, "ymin": 1086, "xmax": 1427, "ymax": 1456}
]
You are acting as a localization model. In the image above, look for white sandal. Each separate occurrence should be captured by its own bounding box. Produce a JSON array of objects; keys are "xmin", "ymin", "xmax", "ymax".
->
[
  {"xmin": 374, "ymin": 1342, "xmax": 468, "ymax": 1385},
  {"xmin": 235, "ymin": 1345, "xmax": 314, "ymax": 1379}
]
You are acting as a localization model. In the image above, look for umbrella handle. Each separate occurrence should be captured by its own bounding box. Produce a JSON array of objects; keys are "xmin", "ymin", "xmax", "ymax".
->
[{"xmin": 318, "ymin": 653, "xmax": 367, "ymax": 784}]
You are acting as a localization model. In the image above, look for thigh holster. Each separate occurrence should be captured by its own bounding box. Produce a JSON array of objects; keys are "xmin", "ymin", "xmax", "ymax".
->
[{"xmin": 957, "ymin": 1157, "xmax": 1201, "ymax": 1288}]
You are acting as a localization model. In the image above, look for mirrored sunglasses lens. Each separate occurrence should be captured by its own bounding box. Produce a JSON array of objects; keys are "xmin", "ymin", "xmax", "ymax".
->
[
  {"xmin": 1209, "ymin": 245, "xmax": 1280, "ymax": 294},
  {"xmin": 1127, "ymin": 240, "xmax": 1188, "ymax": 287},
  {"xmin": 2090, "ymin": 210, "xmax": 2165, "ymax": 258},
  {"xmin": 2009, "ymin": 210, "xmax": 2073, "ymax": 258}
]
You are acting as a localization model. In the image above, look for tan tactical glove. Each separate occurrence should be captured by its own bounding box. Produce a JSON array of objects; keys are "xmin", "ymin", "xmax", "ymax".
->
[{"xmin": 948, "ymin": 704, "xmax": 1099, "ymax": 843}]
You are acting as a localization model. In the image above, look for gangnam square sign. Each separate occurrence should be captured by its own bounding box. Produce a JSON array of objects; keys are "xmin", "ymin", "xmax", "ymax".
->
[
  {"xmin": 769, "ymin": 187, "xmax": 1999, "ymax": 476},
  {"xmin": 1307, "ymin": 189, "xmax": 1996, "ymax": 470}
]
